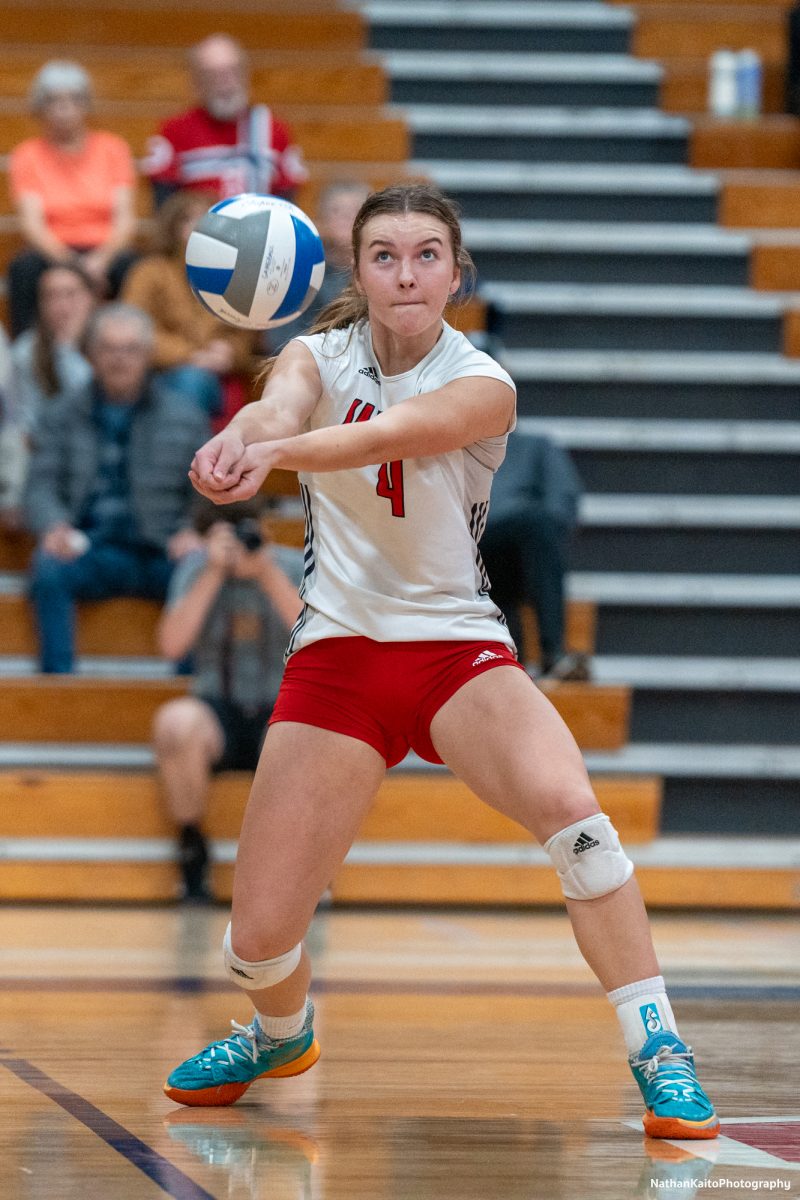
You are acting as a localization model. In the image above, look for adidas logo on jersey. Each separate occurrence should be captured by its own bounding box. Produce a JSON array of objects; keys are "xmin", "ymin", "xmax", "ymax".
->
[
  {"xmin": 572, "ymin": 830, "xmax": 600, "ymax": 855},
  {"xmin": 472, "ymin": 649, "xmax": 502, "ymax": 667},
  {"xmin": 358, "ymin": 366, "xmax": 380, "ymax": 385}
]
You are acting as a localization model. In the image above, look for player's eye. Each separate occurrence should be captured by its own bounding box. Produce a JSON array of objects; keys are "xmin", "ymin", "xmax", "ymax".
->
[
  {"xmin": 375, "ymin": 250, "xmax": 392, "ymax": 262},
  {"xmin": 420, "ymin": 248, "xmax": 437, "ymax": 260}
]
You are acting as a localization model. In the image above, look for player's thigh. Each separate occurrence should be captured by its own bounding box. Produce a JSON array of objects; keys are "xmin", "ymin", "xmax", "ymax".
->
[
  {"xmin": 429, "ymin": 666, "xmax": 598, "ymax": 844},
  {"xmin": 232, "ymin": 721, "xmax": 386, "ymax": 948}
]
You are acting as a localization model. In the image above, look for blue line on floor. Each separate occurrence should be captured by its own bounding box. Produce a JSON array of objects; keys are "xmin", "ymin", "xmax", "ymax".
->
[
  {"xmin": 0, "ymin": 1055, "xmax": 215, "ymax": 1200},
  {"xmin": 0, "ymin": 977, "xmax": 798, "ymax": 1000}
]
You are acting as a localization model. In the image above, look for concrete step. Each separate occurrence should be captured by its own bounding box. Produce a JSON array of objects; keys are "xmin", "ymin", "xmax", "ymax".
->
[
  {"xmin": 585, "ymin": 742, "xmax": 800, "ymax": 839},
  {"xmin": 405, "ymin": 105, "xmax": 689, "ymax": 164},
  {"xmin": 573, "ymin": 494, "xmax": 800, "ymax": 574},
  {"xmin": 384, "ymin": 51, "xmax": 661, "ymax": 108},
  {"xmin": 465, "ymin": 218, "xmax": 749, "ymax": 286},
  {"xmin": 516, "ymin": 415, "xmax": 800, "ymax": 495},
  {"xmin": 416, "ymin": 159, "xmax": 719, "ymax": 222},
  {"xmin": 572, "ymin": 572, "xmax": 800, "ymax": 657},
  {"xmin": 593, "ymin": 656, "xmax": 800, "ymax": 746},
  {"xmin": 359, "ymin": 1, "xmax": 634, "ymax": 54},
  {"xmin": 504, "ymin": 349, "xmax": 800, "ymax": 420},
  {"xmin": 486, "ymin": 283, "xmax": 797, "ymax": 352}
]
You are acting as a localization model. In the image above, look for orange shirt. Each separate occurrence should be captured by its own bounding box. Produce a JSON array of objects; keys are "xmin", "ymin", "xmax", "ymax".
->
[{"xmin": 9, "ymin": 130, "xmax": 135, "ymax": 248}]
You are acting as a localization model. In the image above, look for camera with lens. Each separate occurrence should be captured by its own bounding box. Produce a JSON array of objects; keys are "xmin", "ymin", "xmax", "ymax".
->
[{"xmin": 233, "ymin": 518, "xmax": 263, "ymax": 554}]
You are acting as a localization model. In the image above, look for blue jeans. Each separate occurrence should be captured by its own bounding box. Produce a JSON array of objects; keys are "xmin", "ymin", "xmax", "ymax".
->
[
  {"xmin": 29, "ymin": 543, "xmax": 173, "ymax": 673},
  {"xmin": 158, "ymin": 365, "xmax": 222, "ymax": 416}
]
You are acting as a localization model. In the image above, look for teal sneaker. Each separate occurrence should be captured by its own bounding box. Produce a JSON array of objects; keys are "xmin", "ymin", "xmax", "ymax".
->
[
  {"xmin": 163, "ymin": 1005, "xmax": 320, "ymax": 1107},
  {"xmin": 629, "ymin": 1031, "xmax": 719, "ymax": 1140}
]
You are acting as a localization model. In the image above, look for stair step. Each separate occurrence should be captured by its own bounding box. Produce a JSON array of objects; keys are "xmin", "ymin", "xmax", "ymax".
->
[
  {"xmin": 486, "ymin": 283, "xmax": 795, "ymax": 352},
  {"xmin": 519, "ymin": 416, "xmax": 800, "ymax": 452},
  {"xmin": 414, "ymin": 159, "xmax": 719, "ymax": 221},
  {"xmin": 580, "ymin": 494, "xmax": 800, "ymax": 527},
  {"xmin": 361, "ymin": 0, "xmax": 633, "ymax": 54},
  {"xmin": 406, "ymin": 105, "xmax": 689, "ymax": 164},
  {"xmin": 504, "ymin": 349, "xmax": 800, "ymax": 420},
  {"xmin": 465, "ymin": 219, "xmax": 749, "ymax": 285},
  {"xmin": 384, "ymin": 51, "xmax": 660, "ymax": 108},
  {"xmin": 571, "ymin": 572, "xmax": 800, "ymax": 606}
]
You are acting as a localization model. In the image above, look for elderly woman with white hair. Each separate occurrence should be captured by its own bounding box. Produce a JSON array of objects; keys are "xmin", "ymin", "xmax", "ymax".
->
[{"xmin": 7, "ymin": 59, "xmax": 138, "ymax": 336}]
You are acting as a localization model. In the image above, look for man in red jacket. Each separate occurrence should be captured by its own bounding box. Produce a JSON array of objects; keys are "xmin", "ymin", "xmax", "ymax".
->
[{"xmin": 145, "ymin": 34, "xmax": 307, "ymax": 207}]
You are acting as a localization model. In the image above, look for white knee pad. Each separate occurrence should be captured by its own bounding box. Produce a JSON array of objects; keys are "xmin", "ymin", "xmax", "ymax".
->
[
  {"xmin": 544, "ymin": 813, "xmax": 634, "ymax": 901},
  {"xmin": 222, "ymin": 924, "xmax": 302, "ymax": 990}
]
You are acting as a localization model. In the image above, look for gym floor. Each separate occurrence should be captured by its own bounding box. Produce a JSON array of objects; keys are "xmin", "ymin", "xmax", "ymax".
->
[{"xmin": 0, "ymin": 905, "xmax": 798, "ymax": 1199}]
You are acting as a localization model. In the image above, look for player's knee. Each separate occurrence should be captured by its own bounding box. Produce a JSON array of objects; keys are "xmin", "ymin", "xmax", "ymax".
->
[
  {"xmin": 222, "ymin": 923, "xmax": 302, "ymax": 990},
  {"xmin": 152, "ymin": 700, "xmax": 208, "ymax": 753},
  {"xmin": 544, "ymin": 813, "xmax": 634, "ymax": 901}
]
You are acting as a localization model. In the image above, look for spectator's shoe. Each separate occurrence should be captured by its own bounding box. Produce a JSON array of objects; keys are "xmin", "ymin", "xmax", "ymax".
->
[
  {"xmin": 539, "ymin": 652, "xmax": 592, "ymax": 683},
  {"xmin": 629, "ymin": 1031, "xmax": 719, "ymax": 1140},
  {"xmin": 164, "ymin": 1006, "xmax": 320, "ymax": 1107},
  {"xmin": 178, "ymin": 824, "xmax": 211, "ymax": 902}
]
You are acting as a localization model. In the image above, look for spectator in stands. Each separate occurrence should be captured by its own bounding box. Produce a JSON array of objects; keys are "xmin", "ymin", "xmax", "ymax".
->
[
  {"xmin": 0, "ymin": 323, "xmax": 26, "ymax": 529},
  {"xmin": 11, "ymin": 262, "xmax": 96, "ymax": 437},
  {"xmin": 7, "ymin": 60, "xmax": 138, "ymax": 337},
  {"xmin": 23, "ymin": 303, "xmax": 209, "ymax": 674},
  {"xmin": 153, "ymin": 499, "xmax": 302, "ymax": 901},
  {"xmin": 144, "ymin": 34, "xmax": 307, "ymax": 207},
  {"xmin": 122, "ymin": 190, "xmax": 255, "ymax": 419},
  {"xmin": 480, "ymin": 429, "xmax": 590, "ymax": 681},
  {"xmin": 299, "ymin": 181, "xmax": 370, "ymax": 330}
]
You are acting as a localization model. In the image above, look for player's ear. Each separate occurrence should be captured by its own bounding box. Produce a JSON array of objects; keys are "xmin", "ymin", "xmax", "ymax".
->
[{"xmin": 449, "ymin": 267, "xmax": 461, "ymax": 296}]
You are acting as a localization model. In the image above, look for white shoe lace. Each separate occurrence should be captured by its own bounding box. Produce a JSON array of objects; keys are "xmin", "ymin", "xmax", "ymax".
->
[
  {"xmin": 632, "ymin": 1044, "xmax": 702, "ymax": 1103},
  {"xmin": 205, "ymin": 1020, "xmax": 261, "ymax": 1068}
]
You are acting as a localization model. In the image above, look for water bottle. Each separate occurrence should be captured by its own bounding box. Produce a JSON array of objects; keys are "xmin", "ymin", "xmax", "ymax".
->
[
  {"xmin": 736, "ymin": 49, "xmax": 763, "ymax": 119},
  {"xmin": 708, "ymin": 49, "xmax": 739, "ymax": 118}
]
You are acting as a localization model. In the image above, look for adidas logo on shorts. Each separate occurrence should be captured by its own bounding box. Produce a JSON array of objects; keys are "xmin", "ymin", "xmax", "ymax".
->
[
  {"xmin": 472, "ymin": 649, "xmax": 503, "ymax": 667},
  {"xmin": 572, "ymin": 830, "xmax": 601, "ymax": 855}
]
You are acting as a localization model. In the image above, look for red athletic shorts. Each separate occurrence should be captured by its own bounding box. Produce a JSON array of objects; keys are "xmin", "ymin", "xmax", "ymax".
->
[{"xmin": 269, "ymin": 636, "xmax": 525, "ymax": 767}]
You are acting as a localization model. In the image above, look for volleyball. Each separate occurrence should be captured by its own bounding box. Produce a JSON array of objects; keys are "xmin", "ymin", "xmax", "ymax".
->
[{"xmin": 185, "ymin": 193, "xmax": 326, "ymax": 330}]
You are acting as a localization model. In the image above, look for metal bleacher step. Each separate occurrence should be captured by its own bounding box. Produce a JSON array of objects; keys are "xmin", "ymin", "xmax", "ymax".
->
[
  {"xmin": 383, "ymin": 51, "xmax": 661, "ymax": 108},
  {"xmin": 516, "ymin": 416, "xmax": 800, "ymax": 496},
  {"xmin": 570, "ymin": 572, "xmax": 800, "ymax": 658},
  {"xmin": 485, "ymin": 283, "xmax": 800, "ymax": 352},
  {"xmin": 356, "ymin": 0, "xmax": 634, "ymax": 54},
  {"xmin": 403, "ymin": 105, "xmax": 690, "ymax": 164},
  {"xmin": 503, "ymin": 349, "xmax": 800, "ymax": 420},
  {"xmin": 464, "ymin": 218, "xmax": 750, "ymax": 285},
  {"xmin": 573, "ymin": 494, "xmax": 800, "ymax": 575},
  {"xmin": 592, "ymin": 655, "xmax": 800, "ymax": 749},
  {"xmin": 415, "ymin": 160, "xmax": 720, "ymax": 223},
  {"xmin": 519, "ymin": 417, "xmax": 800, "ymax": 453}
]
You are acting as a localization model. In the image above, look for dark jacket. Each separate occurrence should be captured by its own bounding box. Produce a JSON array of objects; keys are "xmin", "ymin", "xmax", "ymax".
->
[
  {"xmin": 23, "ymin": 376, "xmax": 209, "ymax": 548},
  {"xmin": 488, "ymin": 430, "xmax": 583, "ymax": 529}
]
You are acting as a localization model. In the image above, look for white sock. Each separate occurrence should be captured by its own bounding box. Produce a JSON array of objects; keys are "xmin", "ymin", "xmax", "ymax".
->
[
  {"xmin": 255, "ymin": 999, "xmax": 308, "ymax": 1042},
  {"xmin": 607, "ymin": 975, "xmax": 679, "ymax": 1055}
]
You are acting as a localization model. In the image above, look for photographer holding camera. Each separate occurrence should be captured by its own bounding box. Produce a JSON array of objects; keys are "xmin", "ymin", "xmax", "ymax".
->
[{"xmin": 153, "ymin": 498, "xmax": 302, "ymax": 901}]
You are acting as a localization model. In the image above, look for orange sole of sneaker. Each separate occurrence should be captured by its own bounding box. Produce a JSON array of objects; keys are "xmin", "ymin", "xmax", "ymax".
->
[
  {"xmin": 643, "ymin": 1110, "xmax": 720, "ymax": 1140},
  {"xmin": 162, "ymin": 1038, "xmax": 321, "ymax": 1107}
]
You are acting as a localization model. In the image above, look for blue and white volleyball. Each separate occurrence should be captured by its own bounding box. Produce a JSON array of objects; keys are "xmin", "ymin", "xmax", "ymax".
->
[{"xmin": 185, "ymin": 193, "xmax": 325, "ymax": 330}]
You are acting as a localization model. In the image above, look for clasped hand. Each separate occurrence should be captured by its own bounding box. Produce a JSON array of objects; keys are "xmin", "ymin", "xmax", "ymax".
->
[{"xmin": 189, "ymin": 433, "xmax": 278, "ymax": 504}]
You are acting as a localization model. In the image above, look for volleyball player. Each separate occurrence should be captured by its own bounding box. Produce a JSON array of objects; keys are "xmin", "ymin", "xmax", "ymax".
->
[{"xmin": 163, "ymin": 185, "xmax": 718, "ymax": 1140}]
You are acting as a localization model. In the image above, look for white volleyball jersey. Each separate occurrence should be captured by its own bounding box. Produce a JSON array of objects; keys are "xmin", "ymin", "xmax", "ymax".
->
[{"xmin": 286, "ymin": 320, "xmax": 517, "ymax": 655}]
